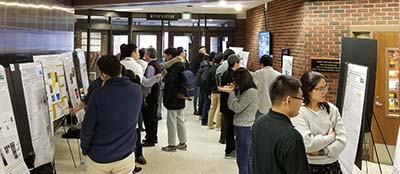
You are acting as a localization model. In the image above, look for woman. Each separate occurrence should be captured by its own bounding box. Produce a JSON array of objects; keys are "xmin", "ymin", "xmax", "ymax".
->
[
  {"xmin": 292, "ymin": 71, "xmax": 347, "ymax": 174},
  {"xmin": 219, "ymin": 67, "xmax": 257, "ymax": 174}
]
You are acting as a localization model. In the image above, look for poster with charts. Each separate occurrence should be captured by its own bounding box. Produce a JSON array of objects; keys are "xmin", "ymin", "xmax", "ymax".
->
[
  {"xmin": 339, "ymin": 63, "xmax": 368, "ymax": 174},
  {"xmin": 0, "ymin": 65, "xmax": 30, "ymax": 174},
  {"xmin": 239, "ymin": 51, "xmax": 250, "ymax": 68},
  {"xmin": 393, "ymin": 126, "xmax": 400, "ymax": 174},
  {"xmin": 18, "ymin": 63, "xmax": 54, "ymax": 168},
  {"xmin": 33, "ymin": 54, "xmax": 69, "ymax": 121},
  {"xmin": 282, "ymin": 55, "xmax": 293, "ymax": 76},
  {"xmin": 75, "ymin": 49, "xmax": 90, "ymax": 97}
]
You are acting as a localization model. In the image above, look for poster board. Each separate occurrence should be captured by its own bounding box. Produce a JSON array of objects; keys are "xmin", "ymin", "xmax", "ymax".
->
[
  {"xmin": 33, "ymin": 54, "xmax": 68, "ymax": 121},
  {"xmin": 0, "ymin": 65, "xmax": 30, "ymax": 174},
  {"xmin": 339, "ymin": 63, "xmax": 368, "ymax": 174},
  {"xmin": 239, "ymin": 51, "xmax": 250, "ymax": 68},
  {"xmin": 18, "ymin": 63, "xmax": 54, "ymax": 168},
  {"xmin": 75, "ymin": 49, "xmax": 90, "ymax": 98},
  {"xmin": 282, "ymin": 55, "xmax": 293, "ymax": 76},
  {"xmin": 229, "ymin": 47, "xmax": 243, "ymax": 55}
]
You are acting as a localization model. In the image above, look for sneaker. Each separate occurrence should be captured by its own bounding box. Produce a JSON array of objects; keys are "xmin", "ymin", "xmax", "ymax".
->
[
  {"xmin": 133, "ymin": 166, "xmax": 142, "ymax": 173},
  {"xmin": 224, "ymin": 151, "xmax": 236, "ymax": 159},
  {"xmin": 176, "ymin": 143, "xmax": 187, "ymax": 150},
  {"xmin": 161, "ymin": 145, "xmax": 177, "ymax": 152},
  {"xmin": 135, "ymin": 155, "xmax": 147, "ymax": 165},
  {"xmin": 142, "ymin": 142, "xmax": 156, "ymax": 147}
]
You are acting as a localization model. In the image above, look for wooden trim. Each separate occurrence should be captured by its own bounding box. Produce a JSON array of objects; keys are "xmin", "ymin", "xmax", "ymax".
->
[{"xmin": 350, "ymin": 25, "xmax": 400, "ymax": 32}]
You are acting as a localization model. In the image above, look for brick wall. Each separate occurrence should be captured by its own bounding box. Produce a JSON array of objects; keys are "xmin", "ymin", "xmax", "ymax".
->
[
  {"xmin": 245, "ymin": 0, "xmax": 400, "ymax": 102},
  {"xmin": 234, "ymin": 19, "xmax": 246, "ymax": 50},
  {"xmin": 245, "ymin": 5, "xmax": 266, "ymax": 71}
]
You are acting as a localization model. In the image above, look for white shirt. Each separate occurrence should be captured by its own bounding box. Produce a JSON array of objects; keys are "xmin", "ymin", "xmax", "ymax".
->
[
  {"xmin": 251, "ymin": 66, "xmax": 281, "ymax": 114},
  {"xmin": 120, "ymin": 57, "xmax": 144, "ymax": 76}
]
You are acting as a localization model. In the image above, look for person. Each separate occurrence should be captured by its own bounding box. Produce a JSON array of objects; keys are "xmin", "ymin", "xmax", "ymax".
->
[
  {"xmin": 80, "ymin": 55, "xmax": 142, "ymax": 174},
  {"xmin": 219, "ymin": 68, "xmax": 258, "ymax": 174},
  {"xmin": 161, "ymin": 47, "xmax": 187, "ymax": 152},
  {"xmin": 291, "ymin": 71, "xmax": 346, "ymax": 174},
  {"xmin": 251, "ymin": 54, "xmax": 281, "ymax": 117},
  {"xmin": 116, "ymin": 44, "xmax": 126, "ymax": 60},
  {"xmin": 198, "ymin": 54, "xmax": 212, "ymax": 125},
  {"xmin": 192, "ymin": 46, "xmax": 208, "ymax": 115},
  {"xmin": 220, "ymin": 54, "xmax": 241, "ymax": 157},
  {"xmin": 137, "ymin": 48, "xmax": 148, "ymax": 69},
  {"xmin": 252, "ymin": 75, "xmax": 309, "ymax": 174},
  {"xmin": 177, "ymin": 46, "xmax": 189, "ymax": 65},
  {"xmin": 205, "ymin": 52, "xmax": 223, "ymax": 130},
  {"xmin": 142, "ymin": 47, "xmax": 162, "ymax": 147}
]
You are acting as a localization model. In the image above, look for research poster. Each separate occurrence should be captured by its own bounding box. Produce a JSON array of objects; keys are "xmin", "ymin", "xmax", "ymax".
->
[
  {"xmin": 393, "ymin": 126, "xmax": 400, "ymax": 174},
  {"xmin": 0, "ymin": 65, "xmax": 30, "ymax": 174},
  {"xmin": 19, "ymin": 63, "xmax": 54, "ymax": 168},
  {"xmin": 282, "ymin": 55, "xmax": 293, "ymax": 76},
  {"xmin": 33, "ymin": 54, "xmax": 68, "ymax": 121},
  {"xmin": 239, "ymin": 51, "xmax": 250, "ymax": 68},
  {"xmin": 75, "ymin": 49, "xmax": 90, "ymax": 97},
  {"xmin": 339, "ymin": 63, "xmax": 368, "ymax": 174}
]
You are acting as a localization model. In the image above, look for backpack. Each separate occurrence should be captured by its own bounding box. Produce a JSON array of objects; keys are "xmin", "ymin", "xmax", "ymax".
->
[{"xmin": 179, "ymin": 69, "xmax": 196, "ymax": 97}]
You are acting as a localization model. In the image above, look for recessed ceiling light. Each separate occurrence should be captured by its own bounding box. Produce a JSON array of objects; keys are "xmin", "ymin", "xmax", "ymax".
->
[
  {"xmin": 219, "ymin": 0, "xmax": 227, "ymax": 7},
  {"xmin": 234, "ymin": 4, "xmax": 242, "ymax": 11},
  {"xmin": 115, "ymin": 8, "xmax": 143, "ymax": 12}
]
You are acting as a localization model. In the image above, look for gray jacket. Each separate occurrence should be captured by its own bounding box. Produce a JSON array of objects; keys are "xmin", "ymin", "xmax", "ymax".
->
[{"xmin": 228, "ymin": 88, "xmax": 258, "ymax": 127}]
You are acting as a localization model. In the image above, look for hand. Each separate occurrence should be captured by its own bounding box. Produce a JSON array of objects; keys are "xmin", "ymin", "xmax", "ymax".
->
[
  {"xmin": 208, "ymin": 95, "xmax": 211, "ymax": 99},
  {"xmin": 155, "ymin": 73, "xmax": 162, "ymax": 80},
  {"xmin": 218, "ymin": 86, "xmax": 234, "ymax": 93},
  {"xmin": 329, "ymin": 127, "xmax": 336, "ymax": 137},
  {"xmin": 307, "ymin": 151, "xmax": 320, "ymax": 156}
]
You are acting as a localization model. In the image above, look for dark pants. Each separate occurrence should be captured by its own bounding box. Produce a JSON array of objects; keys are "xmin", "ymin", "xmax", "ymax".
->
[
  {"xmin": 143, "ymin": 102, "xmax": 159, "ymax": 143},
  {"xmin": 310, "ymin": 161, "xmax": 343, "ymax": 174},
  {"xmin": 235, "ymin": 126, "xmax": 252, "ymax": 174},
  {"xmin": 201, "ymin": 92, "xmax": 211, "ymax": 126},
  {"xmin": 135, "ymin": 128, "xmax": 143, "ymax": 157},
  {"xmin": 220, "ymin": 113, "xmax": 227, "ymax": 142},
  {"xmin": 222, "ymin": 112, "xmax": 235, "ymax": 154}
]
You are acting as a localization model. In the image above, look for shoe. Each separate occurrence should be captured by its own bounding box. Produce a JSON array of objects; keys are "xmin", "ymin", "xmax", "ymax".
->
[
  {"xmin": 161, "ymin": 145, "xmax": 177, "ymax": 152},
  {"xmin": 142, "ymin": 142, "xmax": 156, "ymax": 147},
  {"xmin": 207, "ymin": 127, "xmax": 215, "ymax": 130},
  {"xmin": 133, "ymin": 166, "xmax": 142, "ymax": 173},
  {"xmin": 194, "ymin": 111, "xmax": 201, "ymax": 115},
  {"xmin": 142, "ymin": 139, "xmax": 158, "ymax": 144},
  {"xmin": 135, "ymin": 155, "xmax": 147, "ymax": 165},
  {"xmin": 224, "ymin": 151, "xmax": 236, "ymax": 159},
  {"xmin": 218, "ymin": 139, "xmax": 226, "ymax": 144},
  {"xmin": 176, "ymin": 143, "xmax": 187, "ymax": 150}
]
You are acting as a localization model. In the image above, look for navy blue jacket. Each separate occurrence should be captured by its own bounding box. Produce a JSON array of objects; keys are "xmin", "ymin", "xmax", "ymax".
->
[{"xmin": 80, "ymin": 77, "xmax": 142, "ymax": 163}]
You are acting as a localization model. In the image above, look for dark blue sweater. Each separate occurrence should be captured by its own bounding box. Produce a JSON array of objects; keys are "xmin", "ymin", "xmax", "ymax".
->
[{"xmin": 80, "ymin": 77, "xmax": 142, "ymax": 163}]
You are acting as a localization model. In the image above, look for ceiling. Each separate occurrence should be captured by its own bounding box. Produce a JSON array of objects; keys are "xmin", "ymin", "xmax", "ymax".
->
[{"xmin": 77, "ymin": 0, "xmax": 271, "ymax": 19}]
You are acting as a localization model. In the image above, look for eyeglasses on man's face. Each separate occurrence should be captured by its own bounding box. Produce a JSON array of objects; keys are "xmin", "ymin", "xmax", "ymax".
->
[{"xmin": 290, "ymin": 96, "xmax": 304, "ymax": 101}]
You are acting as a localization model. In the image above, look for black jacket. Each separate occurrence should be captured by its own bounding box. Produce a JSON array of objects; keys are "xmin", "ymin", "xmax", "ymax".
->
[
  {"xmin": 206, "ymin": 63, "xmax": 221, "ymax": 95},
  {"xmin": 252, "ymin": 110, "xmax": 310, "ymax": 174},
  {"xmin": 190, "ymin": 53, "xmax": 204, "ymax": 74},
  {"xmin": 163, "ymin": 57, "xmax": 186, "ymax": 110},
  {"xmin": 145, "ymin": 60, "xmax": 162, "ymax": 105},
  {"xmin": 220, "ymin": 68, "xmax": 235, "ymax": 115}
]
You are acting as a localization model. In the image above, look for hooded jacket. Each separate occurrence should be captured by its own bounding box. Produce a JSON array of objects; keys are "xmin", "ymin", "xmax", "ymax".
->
[{"xmin": 163, "ymin": 57, "xmax": 186, "ymax": 110}]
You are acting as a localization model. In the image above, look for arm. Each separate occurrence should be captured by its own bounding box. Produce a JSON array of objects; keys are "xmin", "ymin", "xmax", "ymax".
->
[
  {"xmin": 227, "ymin": 89, "xmax": 256, "ymax": 114},
  {"xmin": 326, "ymin": 108, "xmax": 347, "ymax": 158},
  {"xmin": 291, "ymin": 111, "xmax": 335, "ymax": 153},
  {"xmin": 141, "ymin": 74, "xmax": 160, "ymax": 88},
  {"xmin": 80, "ymin": 92, "xmax": 97, "ymax": 155}
]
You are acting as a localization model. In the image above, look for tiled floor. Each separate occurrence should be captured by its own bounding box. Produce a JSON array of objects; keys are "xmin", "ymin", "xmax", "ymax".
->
[{"xmin": 54, "ymin": 101, "xmax": 394, "ymax": 174}]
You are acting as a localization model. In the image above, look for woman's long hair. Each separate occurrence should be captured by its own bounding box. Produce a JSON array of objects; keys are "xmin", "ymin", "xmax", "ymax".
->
[{"xmin": 232, "ymin": 68, "xmax": 257, "ymax": 95}]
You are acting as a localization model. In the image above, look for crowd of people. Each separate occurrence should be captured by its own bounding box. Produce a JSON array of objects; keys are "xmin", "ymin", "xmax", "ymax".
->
[{"xmin": 76, "ymin": 44, "xmax": 348, "ymax": 174}]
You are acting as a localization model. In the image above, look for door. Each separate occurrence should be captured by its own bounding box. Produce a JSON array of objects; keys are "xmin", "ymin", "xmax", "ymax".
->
[
  {"xmin": 372, "ymin": 32, "xmax": 400, "ymax": 146},
  {"xmin": 205, "ymin": 32, "xmax": 230, "ymax": 53},
  {"xmin": 169, "ymin": 32, "xmax": 199, "ymax": 62},
  {"xmin": 133, "ymin": 32, "xmax": 162, "ymax": 58}
]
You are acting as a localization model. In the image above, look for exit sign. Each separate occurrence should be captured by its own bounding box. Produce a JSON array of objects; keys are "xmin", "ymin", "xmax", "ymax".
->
[{"xmin": 182, "ymin": 11, "xmax": 191, "ymax": 20}]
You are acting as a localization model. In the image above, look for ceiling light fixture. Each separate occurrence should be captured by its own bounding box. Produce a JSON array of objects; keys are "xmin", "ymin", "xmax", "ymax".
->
[
  {"xmin": 219, "ymin": 0, "xmax": 227, "ymax": 7},
  {"xmin": 234, "ymin": 4, "xmax": 242, "ymax": 11},
  {"xmin": 115, "ymin": 8, "xmax": 143, "ymax": 12}
]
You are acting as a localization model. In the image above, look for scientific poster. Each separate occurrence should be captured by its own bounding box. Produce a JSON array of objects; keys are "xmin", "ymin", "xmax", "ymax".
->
[
  {"xmin": 229, "ymin": 47, "xmax": 243, "ymax": 55},
  {"xmin": 19, "ymin": 63, "xmax": 54, "ymax": 168},
  {"xmin": 393, "ymin": 126, "xmax": 400, "ymax": 174},
  {"xmin": 282, "ymin": 55, "xmax": 293, "ymax": 76},
  {"xmin": 339, "ymin": 63, "xmax": 368, "ymax": 174},
  {"xmin": 75, "ymin": 49, "xmax": 90, "ymax": 97},
  {"xmin": 239, "ymin": 51, "xmax": 250, "ymax": 68},
  {"xmin": 0, "ymin": 65, "xmax": 30, "ymax": 174},
  {"xmin": 33, "ymin": 54, "xmax": 68, "ymax": 121}
]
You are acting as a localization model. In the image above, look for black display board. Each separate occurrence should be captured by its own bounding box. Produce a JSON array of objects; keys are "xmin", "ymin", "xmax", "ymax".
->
[{"xmin": 337, "ymin": 37, "xmax": 377, "ymax": 168}]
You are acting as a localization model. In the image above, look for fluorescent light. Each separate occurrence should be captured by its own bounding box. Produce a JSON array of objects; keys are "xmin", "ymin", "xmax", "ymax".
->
[
  {"xmin": 201, "ymin": 4, "xmax": 218, "ymax": 8},
  {"xmin": 219, "ymin": 0, "xmax": 227, "ymax": 7},
  {"xmin": 234, "ymin": 4, "xmax": 242, "ymax": 11},
  {"xmin": 0, "ymin": 1, "xmax": 73, "ymax": 13},
  {"xmin": 115, "ymin": 8, "xmax": 143, "ymax": 12}
]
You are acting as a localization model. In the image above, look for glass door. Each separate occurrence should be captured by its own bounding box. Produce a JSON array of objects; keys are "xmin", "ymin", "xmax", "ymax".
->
[
  {"xmin": 133, "ymin": 32, "xmax": 162, "ymax": 58},
  {"xmin": 170, "ymin": 32, "xmax": 196, "ymax": 62}
]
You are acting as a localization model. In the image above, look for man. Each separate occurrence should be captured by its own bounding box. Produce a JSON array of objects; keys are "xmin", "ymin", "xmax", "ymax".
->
[
  {"xmin": 205, "ymin": 52, "xmax": 223, "ymax": 130},
  {"xmin": 162, "ymin": 47, "xmax": 188, "ymax": 152},
  {"xmin": 251, "ymin": 55, "xmax": 281, "ymax": 117},
  {"xmin": 252, "ymin": 75, "xmax": 309, "ymax": 174},
  {"xmin": 192, "ymin": 46, "xmax": 208, "ymax": 115},
  {"xmin": 220, "ymin": 54, "xmax": 241, "ymax": 158},
  {"xmin": 142, "ymin": 47, "xmax": 162, "ymax": 147},
  {"xmin": 80, "ymin": 55, "xmax": 142, "ymax": 174}
]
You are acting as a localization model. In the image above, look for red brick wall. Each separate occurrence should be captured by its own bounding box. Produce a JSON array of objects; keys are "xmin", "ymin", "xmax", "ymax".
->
[
  {"xmin": 245, "ymin": 0, "xmax": 400, "ymax": 102},
  {"xmin": 245, "ymin": 5, "xmax": 266, "ymax": 71}
]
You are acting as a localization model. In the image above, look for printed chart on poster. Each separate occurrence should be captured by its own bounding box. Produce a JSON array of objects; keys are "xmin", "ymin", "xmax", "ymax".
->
[
  {"xmin": 33, "ymin": 54, "xmax": 69, "ymax": 121},
  {"xmin": 0, "ymin": 66, "xmax": 30, "ymax": 174},
  {"xmin": 18, "ymin": 63, "xmax": 54, "ymax": 168},
  {"xmin": 339, "ymin": 63, "xmax": 368, "ymax": 174},
  {"xmin": 282, "ymin": 55, "xmax": 293, "ymax": 76},
  {"xmin": 75, "ymin": 49, "xmax": 90, "ymax": 97},
  {"xmin": 393, "ymin": 126, "xmax": 400, "ymax": 174},
  {"xmin": 239, "ymin": 51, "xmax": 250, "ymax": 68},
  {"xmin": 62, "ymin": 53, "xmax": 85, "ymax": 121}
]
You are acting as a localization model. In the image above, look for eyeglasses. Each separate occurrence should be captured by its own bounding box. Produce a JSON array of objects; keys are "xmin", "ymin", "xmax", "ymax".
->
[
  {"xmin": 290, "ymin": 96, "xmax": 304, "ymax": 101},
  {"xmin": 314, "ymin": 85, "xmax": 329, "ymax": 92}
]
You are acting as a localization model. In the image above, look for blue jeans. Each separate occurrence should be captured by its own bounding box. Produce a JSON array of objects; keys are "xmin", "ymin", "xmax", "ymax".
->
[
  {"xmin": 201, "ymin": 93, "xmax": 211, "ymax": 125},
  {"xmin": 235, "ymin": 126, "xmax": 252, "ymax": 174},
  {"xmin": 193, "ymin": 87, "xmax": 200, "ymax": 112}
]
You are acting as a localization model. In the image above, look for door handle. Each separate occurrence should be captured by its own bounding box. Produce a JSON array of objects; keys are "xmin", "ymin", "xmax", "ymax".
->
[{"xmin": 375, "ymin": 101, "xmax": 383, "ymax": 107}]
